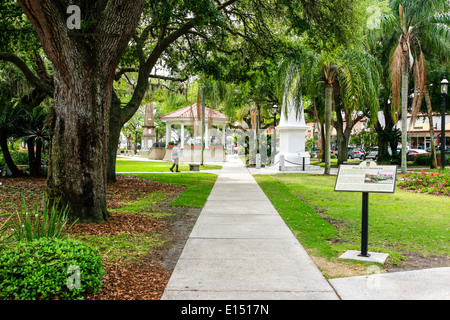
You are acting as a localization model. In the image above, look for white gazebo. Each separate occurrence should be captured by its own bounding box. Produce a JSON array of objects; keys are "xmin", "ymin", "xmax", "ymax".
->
[{"xmin": 160, "ymin": 104, "xmax": 228, "ymax": 162}]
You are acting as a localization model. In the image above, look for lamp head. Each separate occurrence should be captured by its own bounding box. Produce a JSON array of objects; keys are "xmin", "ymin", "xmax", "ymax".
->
[{"xmin": 441, "ymin": 77, "xmax": 449, "ymax": 95}]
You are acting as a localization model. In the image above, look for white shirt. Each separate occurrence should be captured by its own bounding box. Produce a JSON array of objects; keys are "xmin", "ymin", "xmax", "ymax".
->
[{"xmin": 172, "ymin": 146, "xmax": 180, "ymax": 159}]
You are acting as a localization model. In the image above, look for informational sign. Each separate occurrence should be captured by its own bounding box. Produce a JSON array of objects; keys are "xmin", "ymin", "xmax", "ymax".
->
[
  {"xmin": 334, "ymin": 160, "xmax": 397, "ymax": 194},
  {"xmin": 297, "ymin": 151, "xmax": 310, "ymax": 158},
  {"xmin": 335, "ymin": 160, "xmax": 397, "ymax": 257}
]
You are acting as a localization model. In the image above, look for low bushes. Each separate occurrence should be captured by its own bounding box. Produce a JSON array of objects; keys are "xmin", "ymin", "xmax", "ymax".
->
[
  {"xmin": 397, "ymin": 169, "xmax": 450, "ymax": 196},
  {"xmin": 413, "ymin": 152, "xmax": 450, "ymax": 166},
  {"xmin": 0, "ymin": 198, "xmax": 105, "ymax": 300},
  {"xmin": 0, "ymin": 237, "xmax": 105, "ymax": 300}
]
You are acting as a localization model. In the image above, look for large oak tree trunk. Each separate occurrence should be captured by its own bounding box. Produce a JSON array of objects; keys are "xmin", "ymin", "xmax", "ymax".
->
[
  {"xmin": 107, "ymin": 96, "xmax": 126, "ymax": 183},
  {"xmin": 18, "ymin": 0, "xmax": 145, "ymax": 222},
  {"xmin": 48, "ymin": 66, "xmax": 111, "ymax": 222}
]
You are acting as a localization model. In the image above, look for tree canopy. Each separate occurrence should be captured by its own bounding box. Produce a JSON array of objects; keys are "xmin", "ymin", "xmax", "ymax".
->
[{"xmin": 1, "ymin": 0, "xmax": 449, "ymax": 220}]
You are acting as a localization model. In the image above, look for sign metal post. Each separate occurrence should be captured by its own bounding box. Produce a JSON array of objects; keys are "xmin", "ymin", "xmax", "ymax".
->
[
  {"xmin": 335, "ymin": 161, "xmax": 397, "ymax": 257},
  {"xmin": 360, "ymin": 192, "xmax": 370, "ymax": 257}
]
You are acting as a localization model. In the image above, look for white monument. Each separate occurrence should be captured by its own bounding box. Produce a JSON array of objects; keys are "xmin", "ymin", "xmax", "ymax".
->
[
  {"xmin": 274, "ymin": 94, "xmax": 311, "ymax": 171},
  {"xmin": 140, "ymin": 103, "xmax": 156, "ymax": 156}
]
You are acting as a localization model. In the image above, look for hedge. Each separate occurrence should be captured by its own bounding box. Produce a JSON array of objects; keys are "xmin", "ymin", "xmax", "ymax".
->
[
  {"xmin": 413, "ymin": 152, "xmax": 450, "ymax": 166},
  {"xmin": 0, "ymin": 238, "xmax": 105, "ymax": 300}
]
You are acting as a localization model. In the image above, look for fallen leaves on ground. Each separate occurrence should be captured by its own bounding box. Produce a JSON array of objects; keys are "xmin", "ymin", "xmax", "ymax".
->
[
  {"xmin": 0, "ymin": 175, "xmax": 187, "ymax": 300},
  {"xmin": 86, "ymin": 260, "xmax": 171, "ymax": 300},
  {"xmin": 69, "ymin": 212, "xmax": 167, "ymax": 236}
]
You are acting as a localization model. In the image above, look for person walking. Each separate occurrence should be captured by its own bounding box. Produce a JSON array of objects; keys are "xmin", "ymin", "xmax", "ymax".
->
[{"xmin": 170, "ymin": 143, "xmax": 181, "ymax": 172}]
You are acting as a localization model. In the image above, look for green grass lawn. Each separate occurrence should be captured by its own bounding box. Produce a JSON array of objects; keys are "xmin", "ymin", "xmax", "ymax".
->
[
  {"xmin": 73, "ymin": 173, "xmax": 217, "ymax": 265},
  {"xmin": 120, "ymin": 172, "xmax": 218, "ymax": 208},
  {"xmin": 116, "ymin": 159, "xmax": 222, "ymax": 172},
  {"xmin": 254, "ymin": 174, "xmax": 450, "ymax": 270}
]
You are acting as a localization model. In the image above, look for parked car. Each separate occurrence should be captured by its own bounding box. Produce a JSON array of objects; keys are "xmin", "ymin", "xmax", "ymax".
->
[
  {"xmin": 431, "ymin": 146, "xmax": 450, "ymax": 154},
  {"xmin": 347, "ymin": 148, "xmax": 365, "ymax": 159},
  {"xmin": 363, "ymin": 146, "xmax": 404, "ymax": 161},
  {"xmin": 406, "ymin": 149, "xmax": 430, "ymax": 161},
  {"xmin": 364, "ymin": 150, "xmax": 378, "ymax": 161}
]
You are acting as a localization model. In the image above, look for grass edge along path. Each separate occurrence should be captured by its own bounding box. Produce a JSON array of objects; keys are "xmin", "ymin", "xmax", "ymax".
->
[
  {"xmin": 116, "ymin": 160, "xmax": 222, "ymax": 173},
  {"xmin": 254, "ymin": 175, "xmax": 339, "ymax": 258},
  {"xmin": 254, "ymin": 174, "xmax": 450, "ymax": 279},
  {"xmin": 119, "ymin": 172, "xmax": 218, "ymax": 208}
]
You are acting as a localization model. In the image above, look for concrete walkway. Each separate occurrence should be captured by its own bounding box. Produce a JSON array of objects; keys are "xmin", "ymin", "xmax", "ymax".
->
[
  {"xmin": 161, "ymin": 155, "xmax": 450, "ymax": 300},
  {"xmin": 161, "ymin": 155, "xmax": 338, "ymax": 299}
]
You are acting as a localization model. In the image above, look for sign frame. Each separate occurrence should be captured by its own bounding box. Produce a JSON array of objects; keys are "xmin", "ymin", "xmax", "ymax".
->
[
  {"xmin": 334, "ymin": 160, "xmax": 398, "ymax": 194},
  {"xmin": 334, "ymin": 160, "xmax": 397, "ymax": 257}
]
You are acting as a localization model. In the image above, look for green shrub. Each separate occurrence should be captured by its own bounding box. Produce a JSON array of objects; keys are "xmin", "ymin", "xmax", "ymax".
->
[
  {"xmin": 10, "ymin": 150, "xmax": 29, "ymax": 166},
  {"xmin": 390, "ymin": 151, "xmax": 401, "ymax": 165},
  {"xmin": 413, "ymin": 152, "xmax": 450, "ymax": 166},
  {"xmin": 413, "ymin": 154, "xmax": 431, "ymax": 166},
  {"xmin": 0, "ymin": 237, "xmax": 105, "ymax": 300},
  {"xmin": 0, "ymin": 152, "xmax": 5, "ymax": 167},
  {"xmin": 377, "ymin": 153, "xmax": 391, "ymax": 163}
]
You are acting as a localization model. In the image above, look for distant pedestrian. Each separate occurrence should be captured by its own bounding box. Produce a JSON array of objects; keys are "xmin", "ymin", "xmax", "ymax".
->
[{"xmin": 170, "ymin": 143, "xmax": 181, "ymax": 172}]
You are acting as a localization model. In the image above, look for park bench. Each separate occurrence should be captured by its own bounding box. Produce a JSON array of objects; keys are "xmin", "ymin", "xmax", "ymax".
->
[{"xmin": 189, "ymin": 164, "xmax": 200, "ymax": 171}]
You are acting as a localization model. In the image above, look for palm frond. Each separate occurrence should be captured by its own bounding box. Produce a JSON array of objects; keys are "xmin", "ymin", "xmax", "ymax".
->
[
  {"xmin": 389, "ymin": 42, "xmax": 404, "ymax": 120},
  {"xmin": 420, "ymin": 22, "xmax": 450, "ymax": 60},
  {"xmin": 410, "ymin": 46, "xmax": 428, "ymax": 128},
  {"xmin": 275, "ymin": 50, "xmax": 321, "ymax": 119}
]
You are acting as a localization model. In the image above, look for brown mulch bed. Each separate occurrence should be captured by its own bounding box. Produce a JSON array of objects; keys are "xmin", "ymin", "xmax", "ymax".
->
[
  {"xmin": 87, "ymin": 260, "xmax": 171, "ymax": 300},
  {"xmin": 69, "ymin": 212, "xmax": 167, "ymax": 236},
  {"xmin": 0, "ymin": 175, "xmax": 192, "ymax": 300},
  {"xmin": 0, "ymin": 175, "xmax": 185, "ymax": 213}
]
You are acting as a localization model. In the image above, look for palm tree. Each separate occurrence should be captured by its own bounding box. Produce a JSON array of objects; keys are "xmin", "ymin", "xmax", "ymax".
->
[
  {"xmin": 385, "ymin": 0, "xmax": 450, "ymax": 173},
  {"xmin": 321, "ymin": 62, "xmax": 337, "ymax": 174},
  {"xmin": 277, "ymin": 48, "xmax": 381, "ymax": 172},
  {"xmin": 0, "ymin": 62, "xmax": 48, "ymax": 177},
  {"xmin": 21, "ymin": 105, "xmax": 49, "ymax": 177},
  {"xmin": 334, "ymin": 50, "xmax": 382, "ymax": 164}
]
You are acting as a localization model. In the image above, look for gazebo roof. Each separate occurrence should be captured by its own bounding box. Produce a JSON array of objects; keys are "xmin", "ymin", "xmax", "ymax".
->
[{"xmin": 160, "ymin": 103, "xmax": 228, "ymax": 122}]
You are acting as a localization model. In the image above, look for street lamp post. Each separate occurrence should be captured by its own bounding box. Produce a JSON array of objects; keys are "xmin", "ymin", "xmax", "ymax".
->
[
  {"xmin": 135, "ymin": 128, "xmax": 138, "ymax": 155},
  {"xmin": 441, "ymin": 77, "xmax": 448, "ymax": 170},
  {"xmin": 272, "ymin": 105, "xmax": 278, "ymax": 164},
  {"xmin": 155, "ymin": 123, "xmax": 159, "ymax": 145},
  {"xmin": 314, "ymin": 125, "xmax": 319, "ymax": 156}
]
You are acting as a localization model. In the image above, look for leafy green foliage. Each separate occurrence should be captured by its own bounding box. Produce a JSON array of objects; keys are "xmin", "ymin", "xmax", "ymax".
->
[
  {"xmin": 0, "ymin": 1, "xmax": 39, "ymax": 54},
  {"xmin": 0, "ymin": 237, "xmax": 105, "ymax": 300},
  {"xmin": 398, "ymin": 169, "xmax": 450, "ymax": 196},
  {"xmin": 4, "ymin": 150, "xmax": 29, "ymax": 166},
  {"xmin": 413, "ymin": 153, "xmax": 450, "ymax": 166},
  {"xmin": 0, "ymin": 197, "xmax": 76, "ymax": 248}
]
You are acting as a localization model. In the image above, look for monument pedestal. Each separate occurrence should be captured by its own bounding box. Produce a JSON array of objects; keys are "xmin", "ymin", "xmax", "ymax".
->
[{"xmin": 274, "ymin": 94, "xmax": 311, "ymax": 170}]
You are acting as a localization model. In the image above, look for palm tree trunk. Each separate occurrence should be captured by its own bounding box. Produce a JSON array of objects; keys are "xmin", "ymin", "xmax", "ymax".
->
[
  {"xmin": 324, "ymin": 85, "xmax": 332, "ymax": 174},
  {"xmin": 425, "ymin": 88, "xmax": 437, "ymax": 169},
  {"xmin": 401, "ymin": 56, "xmax": 409, "ymax": 173},
  {"xmin": 27, "ymin": 137, "xmax": 36, "ymax": 176}
]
